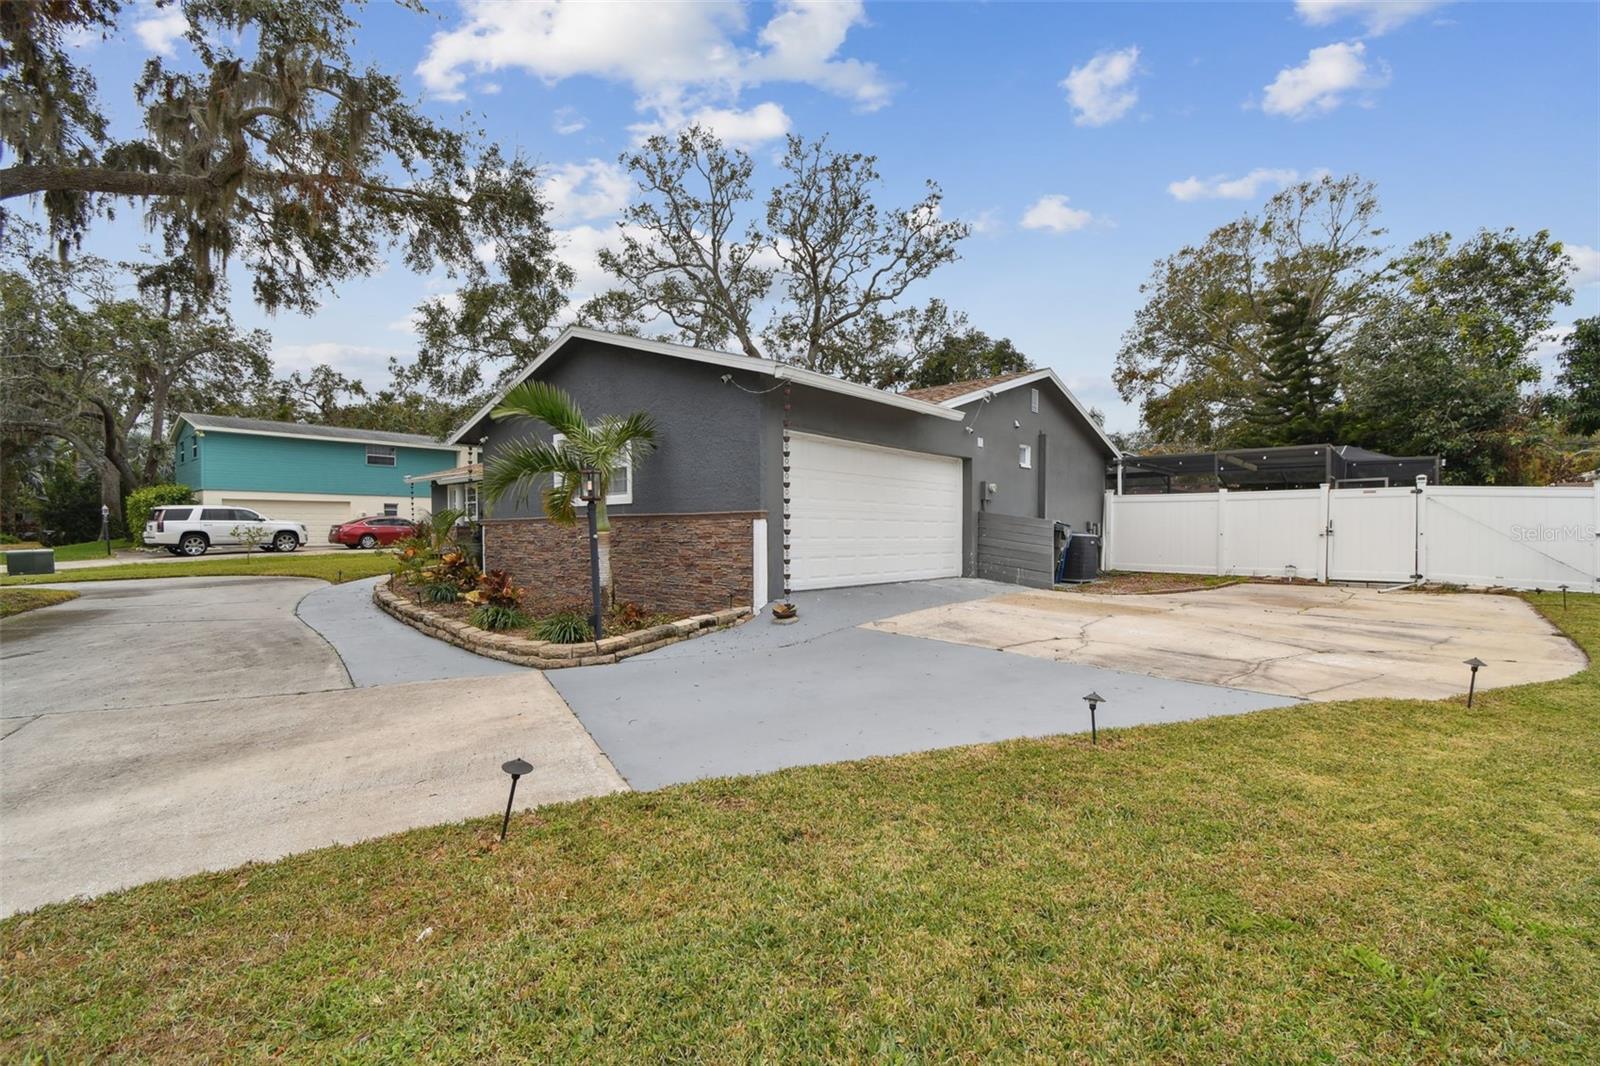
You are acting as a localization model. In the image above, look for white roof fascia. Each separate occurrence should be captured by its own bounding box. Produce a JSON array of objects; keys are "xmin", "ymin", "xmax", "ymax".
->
[{"xmin": 936, "ymin": 368, "xmax": 1120, "ymax": 457}]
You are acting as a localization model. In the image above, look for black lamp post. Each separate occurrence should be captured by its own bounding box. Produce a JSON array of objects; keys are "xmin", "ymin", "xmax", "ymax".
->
[
  {"xmin": 1464, "ymin": 657, "xmax": 1485, "ymax": 708},
  {"xmin": 1559, "ymin": 584, "xmax": 1569, "ymax": 610},
  {"xmin": 1083, "ymin": 691, "xmax": 1104, "ymax": 744},
  {"xmin": 500, "ymin": 757, "xmax": 533, "ymax": 840},
  {"xmin": 579, "ymin": 467, "xmax": 603, "ymax": 640}
]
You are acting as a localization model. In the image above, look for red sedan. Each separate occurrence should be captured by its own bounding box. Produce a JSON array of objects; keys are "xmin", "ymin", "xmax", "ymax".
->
[{"xmin": 328, "ymin": 516, "xmax": 416, "ymax": 549}]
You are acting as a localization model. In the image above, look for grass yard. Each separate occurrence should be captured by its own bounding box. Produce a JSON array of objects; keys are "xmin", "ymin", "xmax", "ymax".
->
[
  {"xmin": 0, "ymin": 587, "xmax": 79, "ymax": 618},
  {"xmin": 46, "ymin": 537, "xmax": 135, "ymax": 562},
  {"xmin": 3, "ymin": 593, "xmax": 1597, "ymax": 1061},
  {"xmin": 0, "ymin": 551, "xmax": 393, "ymax": 587}
]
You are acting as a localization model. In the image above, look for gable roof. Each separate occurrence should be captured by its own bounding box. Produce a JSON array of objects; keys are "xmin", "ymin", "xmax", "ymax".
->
[
  {"xmin": 902, "ymin": 370, "xmax": 1038, "ymax": 405},
  {"xmin": 907, "ymin": 368, "xmax": 1119, "ymax": 457},
  {"xmin": 446, "ymin": 326, "xmax": 963, "ymax": 445},
  {"xmin": 177, "ymin": 413, "xmax": 455, "ymax": 451}
]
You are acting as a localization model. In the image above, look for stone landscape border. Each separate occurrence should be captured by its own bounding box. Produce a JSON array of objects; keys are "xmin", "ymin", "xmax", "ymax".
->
[{"xmin": 374, "ymin": 580, "xmax": 751, "ymax": 668}]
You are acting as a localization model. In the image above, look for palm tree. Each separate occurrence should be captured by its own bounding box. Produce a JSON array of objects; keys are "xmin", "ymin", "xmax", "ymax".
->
[{"xmin": 482, "ymin": 381, "xmax": 658, "ymax": 606}]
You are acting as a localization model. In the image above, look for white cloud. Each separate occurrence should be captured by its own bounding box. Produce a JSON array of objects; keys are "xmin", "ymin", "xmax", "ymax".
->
[
  {"xmin": 1061, "ymin": 46, "xmax": 1141, "ymax": 127},
  {"xmin": 1020, "ymin": 195, "xmax": 1093, "ymax": 234},
  {"xmin": 553, "ymin": 107, "xmax": 587, "ymax": 135},
  {"xmin": 416, "ymin": 0, "xmax": 888, "ymax": 123},
  {"xmin": 1261, "ymin": 41, "xmax": 1388, "ymax": 119},
  {"xmin": 272, "ymin": 342, "xmax": 404, "ymax": 386},
  {"xmin": 134, "ymin": 5, "xmax": 187, "ymax": 55},
  {"xmin": 1564, "ymin": 243, "xmax": 1600, "ymax": 287},
  {"xmin": 631, "ymin": 100, "xmax": 792, "ymax": 146},
  {"xmin": 1168, "ymin": 167, "xmax": 1302, "ymax": 202},
  {"xmin": 969, "ymin": 209, "xmax": 1001, "ymax": 236},
  {"xmin": 1295, "ymin": 1, "xmax": 1449, "ymax": 36},
  {"xmin": 541, "ymin": 160, "xmax": 631, "ymax": 225}
]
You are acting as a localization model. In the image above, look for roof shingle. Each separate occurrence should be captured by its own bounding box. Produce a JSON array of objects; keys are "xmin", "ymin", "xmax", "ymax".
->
[{"xmin": 900, "ymin": 370, "xmax": 1037, "ymax": 405}]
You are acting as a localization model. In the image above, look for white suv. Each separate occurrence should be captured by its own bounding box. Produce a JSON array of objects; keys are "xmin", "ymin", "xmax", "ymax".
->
[{"xmin": 146, "ymin": 506, "xmax": 308, "ymax": 557}]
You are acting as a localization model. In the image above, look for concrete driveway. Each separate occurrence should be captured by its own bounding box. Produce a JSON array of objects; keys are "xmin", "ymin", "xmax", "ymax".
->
[
  {"xmin": 0, "ymin": 577, "xmax": 623, "ymax": 916},
  {"xmin": 549, "ymin": 580, "xmax": 1294, "ymax": 790},
  {"xmin": 865, "ymin": 583, "xmax": 1585, "ymax": 701}
]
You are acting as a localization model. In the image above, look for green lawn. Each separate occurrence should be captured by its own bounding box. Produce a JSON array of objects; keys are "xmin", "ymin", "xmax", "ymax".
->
[
  {"xmin": 0, "ymin": 551, "xmax": 393, "ymax": 586},
  {"xmin": 3, "ymin": 594, "xmax": 1597, "ymax": 1060},
  {"xmin": 0, "ymin": 587, "xmax": 79, "ymax": 618}
]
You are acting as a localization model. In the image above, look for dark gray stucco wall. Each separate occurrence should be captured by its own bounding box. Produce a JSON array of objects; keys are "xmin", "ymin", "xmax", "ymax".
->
[
  {"xmin": 967, "ymin": 383, "xmax": 1108, "ymax": 534},
  {"xmin": 471, "ymin": 338, "xmax": 768, "ymax": 521}
]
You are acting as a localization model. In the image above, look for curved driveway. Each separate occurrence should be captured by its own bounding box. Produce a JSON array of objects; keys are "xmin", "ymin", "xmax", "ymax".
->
[{"xmin": 0, "ymin": 577, "xmax": 623, "ymax": 916}]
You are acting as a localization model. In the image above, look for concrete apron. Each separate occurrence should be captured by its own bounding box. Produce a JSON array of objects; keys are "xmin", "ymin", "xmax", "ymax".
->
[
  {"xmin": 864, "ymin": 584, "xmax": 1585, "ymax": 702},
  {"xmin": 0, "ymin": 674, "xmax": 625, "ymax": 917}
]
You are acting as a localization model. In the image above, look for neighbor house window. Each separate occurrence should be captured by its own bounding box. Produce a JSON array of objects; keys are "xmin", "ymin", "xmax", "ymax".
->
[
  {"xmin": 1019, "ymin": 444, "xmax": 1032, "ymax": 469},
  {"xmin": 383, "ymin": 503, "xmax": 398, "ymax": 517},
  {"xmin": 1030, "ymin": 388, "xmax": 1039, "ymax": 414},
  {"xmin": 551, "ymin": 433, "xmax": 633, "ymax": 506},
  {"xmin": 365, "ymin": 445, "xmax": 396, "ymax": 467},
  {"xmin": 191, "ymin": 438, "xmax": 199, "ymax": 459}
]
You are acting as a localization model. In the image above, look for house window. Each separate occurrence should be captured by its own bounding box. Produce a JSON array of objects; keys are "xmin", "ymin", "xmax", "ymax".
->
[
  {"xmin": 1030, "ymin": 388, "xmax": 1039, "ymax": 414},
  {"xmin": 191, "ymin": 438, "xmax": 199, "ymax": 459},
  {"xmin": 383, "ymin": 503, "xmax": 398, "ymax": 517},
  {"xmin": 1019, "ymin": 444, "xmax": 1032, "ymax": 469},
  {"xmin": 447, "ymin": 483, "xmax": 481, "ymax": 521},
  {"xmin": 365, "ymin": 445, "xmax": 396, "ymax": 467},
  {"xmin": 551, "ymin": 432, "xmax": 633, "ymax": 506}
]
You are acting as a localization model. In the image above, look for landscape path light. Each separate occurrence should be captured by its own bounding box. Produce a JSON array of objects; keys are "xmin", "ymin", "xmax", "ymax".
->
[
  {"xmin": 579, "ymin": 467, "xmax": 603, "ymax": 640},
  {"xmin": 500, "ymin": 757, "xmax": 533, "ymax": 841},
  {"xmin": 1464, "ymin": 658, "xmax": 1485, "ymax": 708},
  {"xmin": 1083, "ymin": 691, "xmax": 1105, "ymax": 745}
]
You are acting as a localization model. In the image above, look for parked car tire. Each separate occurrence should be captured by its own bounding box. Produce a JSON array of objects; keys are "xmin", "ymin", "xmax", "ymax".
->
[
  {"xmin": 272, "ymin": 531, "xmax": 300, "ymax": 553},
  {"xmin": 166, "ymin": 547, "xmax": 183, "ymax": 556},
  {"xmin": 358, "ymin": 534, "xmax": 378, "ymax": 549},
  {"xmin": 178, "ymin": 533, "xmax": 208, "ymax": 557}
]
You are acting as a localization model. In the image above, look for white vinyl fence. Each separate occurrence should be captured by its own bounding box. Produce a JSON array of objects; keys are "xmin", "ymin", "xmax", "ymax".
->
[{"xmin": 1104, "ymin": 480, "xmax": 1600, "ymax": 592}]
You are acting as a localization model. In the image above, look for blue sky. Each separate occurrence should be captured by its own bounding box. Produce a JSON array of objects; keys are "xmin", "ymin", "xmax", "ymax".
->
[{"xmin": 46, "ymin": 1, "xmax": 1600, "ymax": 431}]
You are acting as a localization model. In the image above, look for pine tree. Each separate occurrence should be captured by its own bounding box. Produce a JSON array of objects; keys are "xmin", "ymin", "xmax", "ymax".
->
[{"xmin": 1243, "ymin": 287, "xmax": 1340, "ymax": 445}]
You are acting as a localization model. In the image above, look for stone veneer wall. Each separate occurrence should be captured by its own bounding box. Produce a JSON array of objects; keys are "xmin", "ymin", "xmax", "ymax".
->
[{"xmin": 483, "ymin": 511, "xmax": 760, "ymax": 616}]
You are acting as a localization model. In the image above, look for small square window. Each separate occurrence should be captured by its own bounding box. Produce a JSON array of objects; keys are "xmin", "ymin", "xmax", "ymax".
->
[
  {"xmin": 383, "ymin": 503, "xmax": 398, "ymax": 517},
  {"xmin": 1019, "ymin": 444, "xmax": 1032, "ymax": 469},
  {"xmin": 365, "ymin": 445, "xmax": 396, "ymax": 467},
  {"xmin": 1030, "ymin": 388, "xmax": 1039, "ymax": 414}
]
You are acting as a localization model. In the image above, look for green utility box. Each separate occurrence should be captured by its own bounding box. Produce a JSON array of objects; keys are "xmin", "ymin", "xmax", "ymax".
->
[{"xmin": 3, "ymin": 549, "xmax": 56, "ymax": 575}]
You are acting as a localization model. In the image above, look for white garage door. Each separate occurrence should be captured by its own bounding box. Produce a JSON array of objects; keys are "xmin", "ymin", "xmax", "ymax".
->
[
  {"xmin": 221, "ymin": 498, "xmax": 355, "ymax": 534},
  {"xmin": 789, "ymin": 433, "xmax": 963, "ymax": 591}
]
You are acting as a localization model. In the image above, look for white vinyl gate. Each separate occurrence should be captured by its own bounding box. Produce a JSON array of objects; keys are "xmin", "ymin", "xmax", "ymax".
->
[
  {"xmin": 1326, "ymin": 487, "xmax": 1418, "ymax": 582},
  {"xmin": 1105, "ymin": 480, "xmax": 1600, "ymax": 592}
]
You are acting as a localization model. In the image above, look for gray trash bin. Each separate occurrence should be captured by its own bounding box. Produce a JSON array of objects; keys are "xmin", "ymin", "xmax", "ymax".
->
[{"xmin": 4, "ymin": 549, "xmax": 56, "ymax": 575}]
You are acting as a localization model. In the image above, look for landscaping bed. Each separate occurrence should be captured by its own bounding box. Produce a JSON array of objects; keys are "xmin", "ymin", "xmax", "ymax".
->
[
  {"xmin": 1062, "ymin": 571, "xmax": 1325, "ymax": 595},
  {"xmin": 375, "ymin": 578, "xmax": 750, "ymax": 668}
]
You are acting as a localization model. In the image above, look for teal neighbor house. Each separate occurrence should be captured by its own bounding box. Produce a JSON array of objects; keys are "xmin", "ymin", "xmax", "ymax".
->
[{"xmin": 173, "ymin": 413, "xmax": 465, "ymax": 532}]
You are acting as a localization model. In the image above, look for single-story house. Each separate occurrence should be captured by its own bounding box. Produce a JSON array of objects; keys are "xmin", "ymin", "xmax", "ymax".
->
[
  {"xmin": 442, "ymin": 327, "xmax": 1118, "ymax": 616},
  {"xmin": 173, "ymin": 413, "xmax": 463, "ymax": 532}
]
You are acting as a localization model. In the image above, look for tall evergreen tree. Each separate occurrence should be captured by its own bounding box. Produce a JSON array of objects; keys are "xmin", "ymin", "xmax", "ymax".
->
[{"xmin": 1242, "ymin": 287, "xmax": 1339, "ymax": 445}]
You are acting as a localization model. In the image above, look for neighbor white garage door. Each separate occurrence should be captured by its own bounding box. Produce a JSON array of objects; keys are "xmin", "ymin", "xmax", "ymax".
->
[
  {"xmin": 221, "ymin": 498, "xmax": 355, "ymax": 534},
  {"xmin": 788, "ymin": 433, "xmax": 963, "ymax": 591}
]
